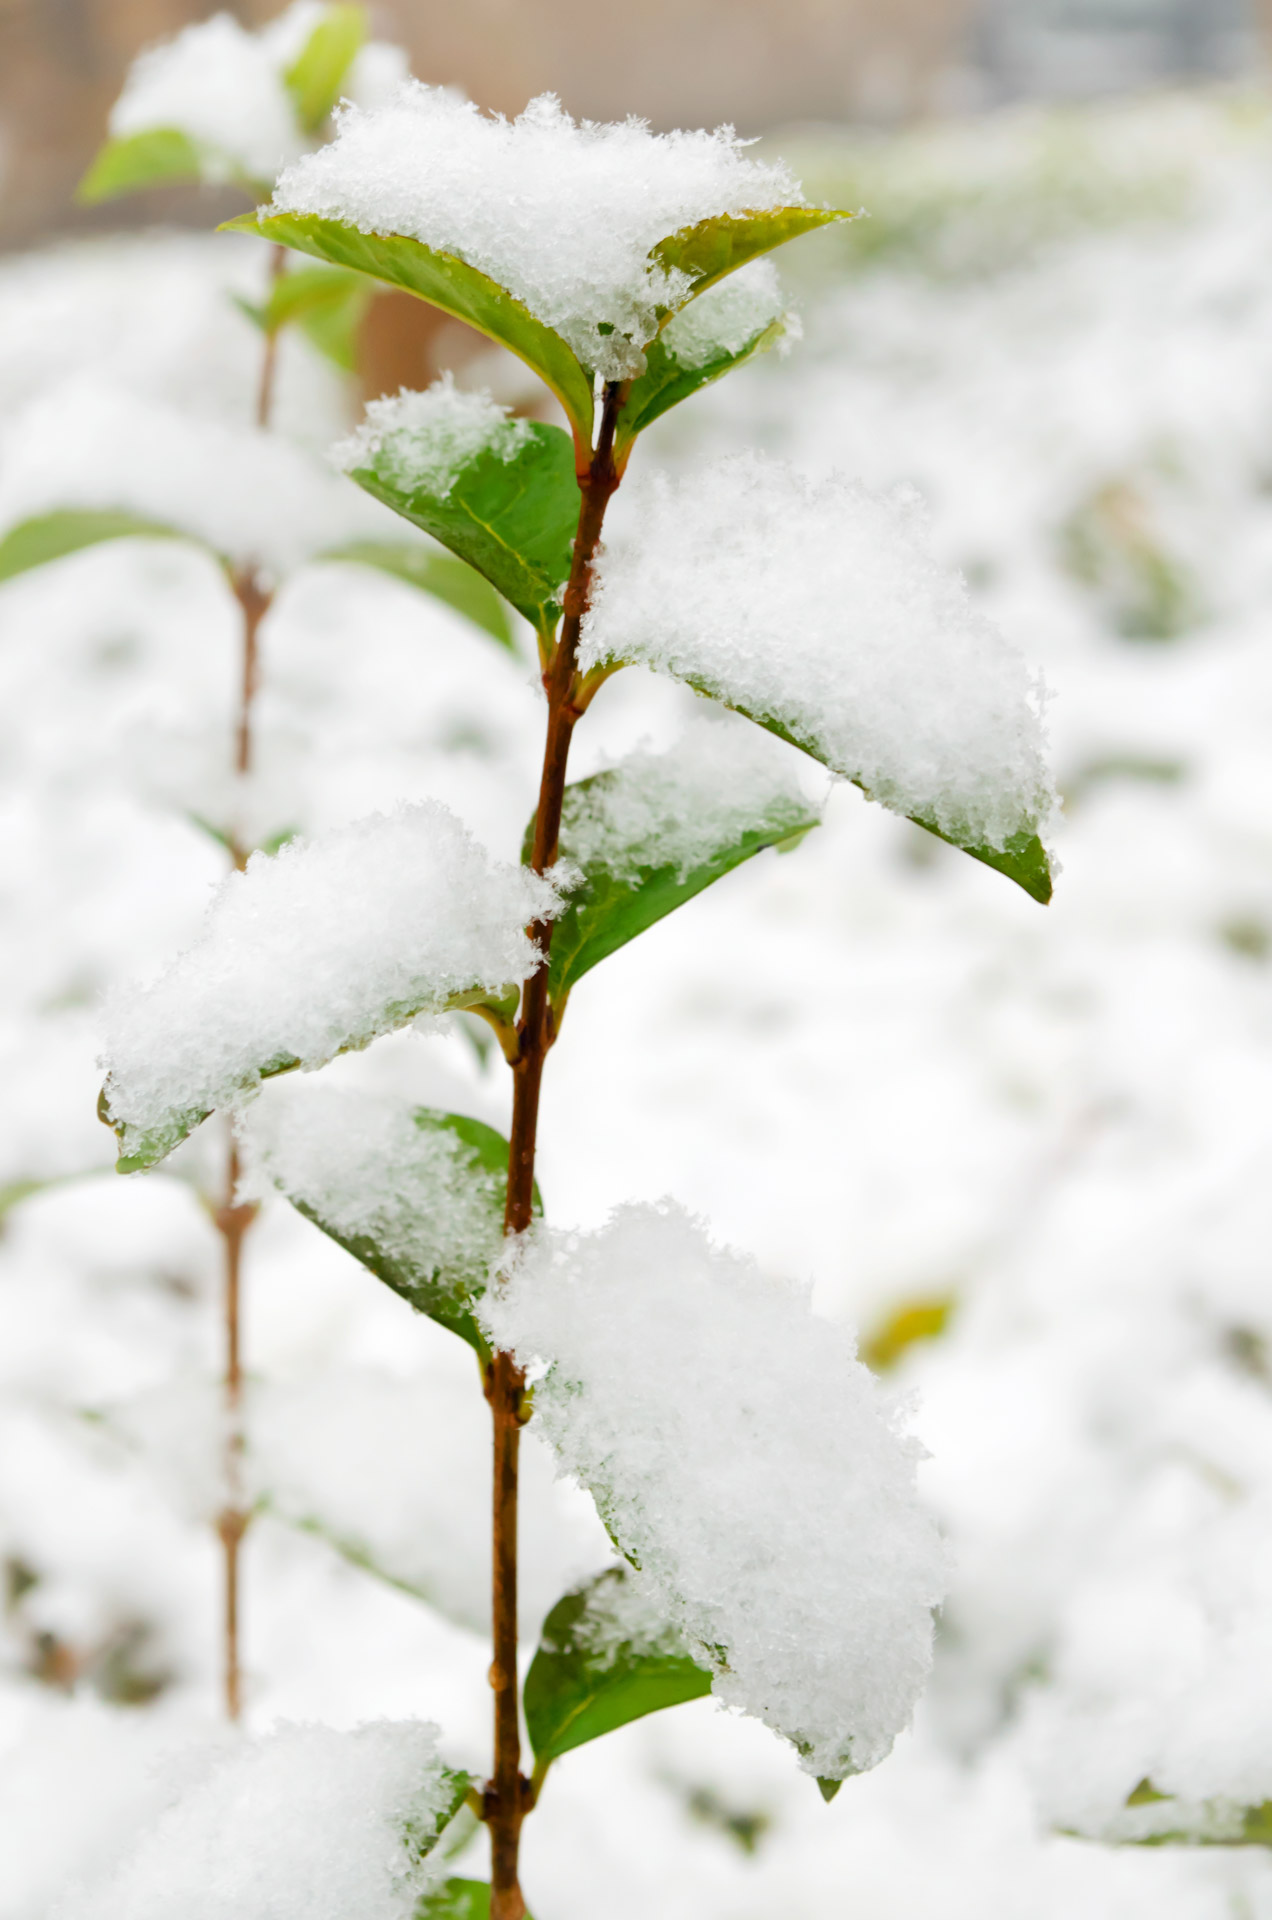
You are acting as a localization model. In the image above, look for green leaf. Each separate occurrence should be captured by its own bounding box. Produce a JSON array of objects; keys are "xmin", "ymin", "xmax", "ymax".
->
[
  {"xmin": 417, "ymin": 1882, "xmax": 536, "ymax": 1920},
  {"xmin": 617, "ymin": 313, "xmax": 786, "ymax": 455},
  {"xmin": 319, "ymin": 542, "xmax": 515, "ymax": 650},
  {"xmin": 716, "ymin": 701, "xmax": 1053, "ymax": 906},
  {"xmin": 650, "ymin": 207, "xmax": 852, "ymax": 313},
  {"xmin": 284, "ymin": 4, "xmax": 366, "ymax": 132},
  {"xmin": 221, "ymin": 211, "xmax": 595, "ymax": 449},
  {"xmin": 405, "ymin": 1766, "xmax": 472, "ymax": 1868},
  {"xmin": 343, "ymin": 424, "xmax": 578, "ymax": 639},
  {"xmin": 0, "ymin": 509, "xmax": 188, "ymax": 586},
  {"xmin": 528, "ymin": 767, "xmax": 821, "ymax": 1012},
  {"xmin": 817, "ymin": 1777, "xmax": 843, "ymax": 1804},
  {"xmin": 245, "ymin": 262, "xmax": 375, "ymax": 372},
  {"xmin": 524, "ymin": 1566, "xmax": 712, "ymax": 1764},
  {"xmin": 77, "ymin": 128, "xmax": 208, "ymax": 204},
  {"xmin": 275, "ymin": 1108, "xmax": 531, "ymax": 1355},
  {"xmin": 862, "ymin": 1294, "xmax": 955, "ymax": 1372}
]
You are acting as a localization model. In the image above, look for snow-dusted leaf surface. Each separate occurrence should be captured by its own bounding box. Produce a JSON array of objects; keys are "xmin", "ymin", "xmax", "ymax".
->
[
  {"xmin": 581, "ymin": 452, "xmax": 1054, "ymax": 898},
  {"xmin": 101, "ymin": 804, "xmax": 561, "ymax": 1170},
  {"xmin": 484, "ymin": 1202, "xmax": 947, "ymax": 1782}
]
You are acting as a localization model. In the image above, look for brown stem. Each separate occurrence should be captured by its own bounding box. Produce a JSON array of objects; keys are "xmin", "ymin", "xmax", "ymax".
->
[
  {"xmin": 486, "ymin": 384, "xmax": 624, "ymax": 1920},
  {"xmin": 214, "ymin": 1139, "xmax": 257, "ymax": 1721},
  {"xmin": 231, "ymin": 570, "xmax": 271, "ymax": 793},
  {"xmin": 254, "ymin": 244, "xmax": 287, "ymax": 433}
]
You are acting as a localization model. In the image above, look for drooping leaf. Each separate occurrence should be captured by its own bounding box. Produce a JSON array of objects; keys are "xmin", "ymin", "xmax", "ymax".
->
[
  {"xmin": 343, "ymin": 424, "xmax": 578, "ymax": 638},
  {"xmin": 0, "ymin": 509, "xmax": 188, "ymax": 586},
  {"xmin": 524, "ymin": 1566, "xmax": 712, "ymax": 1764},
  {"xmin": 222, "ymin": 211, "xmax": 595, "ymax": 447},
  {"xmin": 650, "ymin": 207, "xmax": 852, "ymax": 314},
  {"xmin": 526, "ymin": 763, "xmax": 821, "ymax": 1013},
  {"xmin": 273, "ymin": 1107, "xmax": 533, "ymax": 1355},
  {"xmin": 77, "ymin": 128, "xmax": 209, "ymax": 204},
  {"xmin": 319, "ymin": 542, "xmax": 515, "ymax": 649},
  {"xmin": 616, "ymin": 313, "xmax": 786, "ymax": 457},
  {"xmin": 817, "ymin": 1777, "xmax": 843, "ymax": 1804},
  {"xmin": 283, "ymin": 3, "xmax": 366, "ymax": 132},
  {"xmin": 720, "ymin": 699, "xmax": 1053, "ymax": 906}
]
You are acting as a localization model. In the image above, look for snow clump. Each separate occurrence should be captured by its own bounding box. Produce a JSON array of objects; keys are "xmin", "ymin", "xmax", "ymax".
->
[
  {"xmin": 0, "ymin": 380, "xmax": 396, "ymax": 582},
  {"xmin": 560, "ymin": 707, "xmax": 823, "ymax": 883},
  {"xmin": 268, "ymin": 85, "xmax": 810, "ymax": 379},
  {"xmin": 53, "ymin": 1720, "xmax": 458, "ymax": 1920},
  {"xmin": 109, "ymin": 5, "xmax": 408, "ymax": 188},
  {"xmin": 331, "ymin": 374, "xmax": 534, "ymax": 497},
  {"xmin": 483, "ymin": 1200, "xmax": 947, "ymax": 1780},
  {"xmin": 582, "ymin": 453, "xmax": 1054, "ymax": 854},
  {"xmin": 247, "ymin": 1080, "xmax": 506, "ymax": 1300},
  {"xmin": 656, "ymin": 259, "xmax": 791, "ymax": 371},
  {"xmin": 102, "ymin": 803, "xmax": 561, "ymax": 1165}
]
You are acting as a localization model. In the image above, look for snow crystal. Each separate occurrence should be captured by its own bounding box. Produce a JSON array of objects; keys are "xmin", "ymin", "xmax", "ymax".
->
[
  {"xmin": 54, "ymin": 1720, "xmax": 457, "ymax": 1920},
  {"xmin": 483, "ymin": 1201, "xmax": 947, "ymax": 1780},
  {"xmin": 246, "ymin": 1080, "xmax": 506, "ymax": 1306},
  {"xmin": 656, "ymin": 260, "xmax": 789, "ymax": 372},
  {"xmin": 269, "ymin": 86, "xmax": 808, "ymax": 380},
  {"xmin": 109, "ymin": 12, "xmax": 305, "ymax": 187},
  {"xmin": 581, "ymin": 452, "xmax": 1054, "ymax": 853},
  {"xmin": 0, "ymin": 380, "xmax": 397, "ymax": 583},
  {"xmin": 332, "ymin": 374, "xmax": 533, "ymax": 497},
  {"xmin": 102, "ymin": 802, "xmax": 560, "ymax": 1163},
  {"xmin": 560, "ymin": 707, "xmax": 822, "ymax": 883},
  {"xmin": 564, "ymin": 1565, "xmax": 695, "ymax": 1665}
]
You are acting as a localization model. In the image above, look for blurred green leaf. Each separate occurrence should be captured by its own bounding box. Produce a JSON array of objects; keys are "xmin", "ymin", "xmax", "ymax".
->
[
  {"xmin": 617, "ymin": 314, "xmax": 786, "ymax": 455},
  {"xmin": 417, "ymin": 1882, "xmax": 536, "ymax": 1920},
  {"xmin": 77, "ymin": 128, "xmax": 208, "ymax": 204},
  {"xmin": 239, "ymin": 261, "xmax": 375, "ymax": 372},
  {"xmin": 863, "ymin": 1294, "xmax": 955, "ymax": 1371},
  {"xmin": 284, "ymin": 4, "xmax": 366, "ymax": 132},
  {"xmin": 276, "ymin": 1108, "xmax": 531, "ymax": 1355},
  {"xmin": 343, "ymin": 425, "xmax": 578, "ymax": 639},
  {"xmin": 319, "ymin": 542, "xmax": 515, "ymax": 649},
  {"xmin": 0, "ymin": 510, "xmax": 188, "ymax": 585},
  {"xmin": 1101, "ymin": 1782, "xmax": 1272, "ymax": 1847},
  {"xmin": 527, "ymin": 766, "xmax": 820, "ymax": 1012},
  {"xmin": 651, "ymin": 207, "xmax": 851, "ymax": 313},
  {"xmin": 524, "ymin": 1567, "xmax": 711, "ymax": 1764},
  {"xmin": 223, "ymin": 211, "xmax": 595, "ymax": 447}
]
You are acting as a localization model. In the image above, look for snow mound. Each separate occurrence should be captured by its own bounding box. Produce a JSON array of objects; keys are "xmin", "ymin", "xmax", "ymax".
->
[
  {"xmin": 269, "ymin": 85, "xmax": 808, "ymax": 379},
  {"xmin": 332, "ymin": 374, "xmax": 534, "ymax": 497},
  {"xmin": 102, "ymin": 803, "xmax": 560, "ymax": 1162},
  {"xmin": 581, "ymin": 451, "xmax": 1054, "ymax": 854},
  {"xmin": 483, "ymin": 1201, "xmax": 947, "ymax": 1780}
]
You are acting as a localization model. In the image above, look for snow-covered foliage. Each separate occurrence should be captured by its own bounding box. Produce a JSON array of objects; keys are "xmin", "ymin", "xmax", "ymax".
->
[
  {"xmin": 656, "ymin": 260, "xmax": 791, "ymax": 370},
  {"xmin": 53, "ymin": 1719, "xmax": 458, "ymax": 1920},
  {"xmin": 110, "ymin": 4, "xmax": 408, "ymax": 187},
  {"xmin": 331, "ymin": 374, "xmax": 534, "ymax": 497},
  {"xmin": 102, "ymin": 804, "xmax": 560, "ymax": 1163},
  {"xmin": 484, "ymin": 1201, "xmax": 946, "ymax": 1779},
  {"xmin": 0, "ymin": 379, "xmax": 396, "ymax": 579},
  {"xmin": 269, "ymin": 85, "xmax": 807, "ymax": 377},
  {"xmin": 8, "ymin": 72, "xmax": 1272, "ymax": 1920},
  {"xmin": 582, "ymin": 452, "xmax": 1054, "ymax": 852}
]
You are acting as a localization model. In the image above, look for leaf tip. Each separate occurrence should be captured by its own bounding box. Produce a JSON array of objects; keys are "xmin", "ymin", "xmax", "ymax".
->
[{"xmin": 816, "ymin": 1775, "xmax": 843, "ymax": 1803}]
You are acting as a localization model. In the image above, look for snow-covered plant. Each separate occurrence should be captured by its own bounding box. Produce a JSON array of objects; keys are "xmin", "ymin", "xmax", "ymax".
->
[
  {"xmin": 94, "ymin": 80, "xmax": 1056, "ymax": 1920},
  {"xmin": 0, "ymin": 4, "xmax": 515, "ymax": 1729}
]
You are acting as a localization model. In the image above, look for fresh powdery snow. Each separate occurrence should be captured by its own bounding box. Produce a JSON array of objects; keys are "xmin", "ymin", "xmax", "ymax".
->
[
  {"xmin": 268, "ymin": 86, "xmax": 808, "ymax": 378},
  {"xmin": 560, "ymin": 707, "xmax": 824, "ymax": 883},
  {"xmin": 656, "ymin": 259, "xmax": 791, "ymax": 372},
  {"xmin": 102, "ymin": 803, "xmax": 560, "ymax": 1163},
  {"xmin": 109, "ymin": 4, "xmax": 408, "ymax": 188},
  {"xmin": 0, "ymin": 380, "xmax": 397, "ymax": 581},
  {"xmin": 331, "ymin": 374, "xmax": 534, "ymax": 497},
  {"xmin": 247, "ymin": 1080, "xmax": 506, "ymax": 1302},
  {"xmin": 53, "ymin": 1721, "xmax": 457, "ymax": 1920},
  {"xmin": 483, "ymin": 1201, "xmax": 947, "ymax": 1780},
  {"xmin": 581, "ymin": 453, "xmax": 1054, "ymax": 854}
]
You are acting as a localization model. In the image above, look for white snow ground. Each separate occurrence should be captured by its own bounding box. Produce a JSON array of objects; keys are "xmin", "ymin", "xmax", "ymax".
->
[{"xmin": 2, "ymin": 84, "xmax": 1272, "ymax": 1917}]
